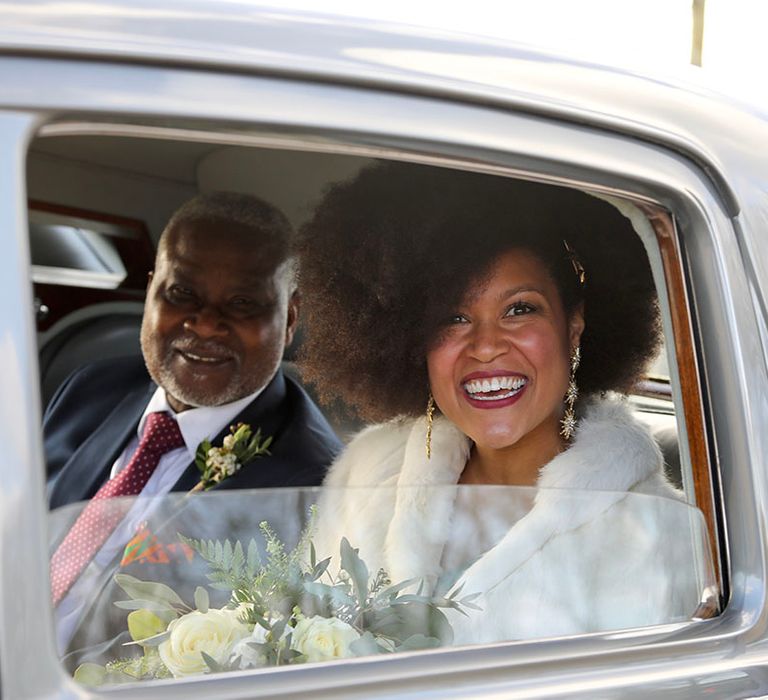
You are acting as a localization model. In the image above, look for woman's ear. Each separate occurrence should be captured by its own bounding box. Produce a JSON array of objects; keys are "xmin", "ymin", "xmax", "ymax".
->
[{"xmin": 569, "ymin": 302, "xmax": 585, "ymax": 348}]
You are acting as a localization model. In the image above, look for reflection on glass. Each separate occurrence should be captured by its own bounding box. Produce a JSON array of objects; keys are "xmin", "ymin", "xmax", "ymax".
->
[{"xmin": 48, "ymin": 487, "xmax": 716, "ymax": 686}]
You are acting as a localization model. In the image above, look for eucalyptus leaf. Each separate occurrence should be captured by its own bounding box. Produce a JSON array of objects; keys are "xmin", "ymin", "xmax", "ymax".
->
[
  {"xmin": 396, "ymin": 634, "xmax": 441, "ymax": 651},
  {"xmin": 114, "ymin": 599, "xmax": 178, "ymax": 614},
  {"xmin": 201, "ymin": 651, "xmax": 223, "ymax": 673},
  {"xmin": 279, "ymin": 647, "xmax": 302, "ymax": 662},
  {"xmin": 388, "ymin": 594, "xmax": 427, "ymax": 604},
  {"xmin": 375, "ymin": 577, "xmax": 419, "ymax": 601},
  {"xmin": 339, "ymin": 538, "xmax": 369, "ymax": 607},
  {"xmin": 312, "ymin": 557, "xmax": 332, "ymax": 580},
  {"xmin": 271, "ymin": 619, "xmax": 287, "ymax": 642},
  {"xmin": 73, "ymin": 662, "xmax": 106, "ymax": 686},
  {"xmin": 122, "ymin": 629, "xmax": 170, "ymax": 648},
  {"xmin": 304, "ymin": 581, "xmax": 356, "ymax": 608},
  {"xmin": 127, "ymin": 609, "xmax": 167, "ymax": 642},
  {"xmin": 349, "ymin": 631, "xmax": 383, "ymax": 657},
  {"xmin": 114, "ymin": 574, "xmax": 186, "ymax": 607},
  {"xmin": 194, "ymin": 586, "xmax": 209, "ymax": 613}
]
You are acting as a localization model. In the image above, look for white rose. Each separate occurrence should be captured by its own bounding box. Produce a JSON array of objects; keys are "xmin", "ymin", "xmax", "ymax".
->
[
  {"xmin": 291, "ymin": 616, "xmax": 360, "ymax": 663},
  {"xmin": 159, "ymin": 608, "xmax": 249, "ymax": 678}
]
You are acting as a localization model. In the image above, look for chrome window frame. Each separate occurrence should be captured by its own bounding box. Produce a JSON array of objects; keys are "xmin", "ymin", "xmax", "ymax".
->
[{"xmin": 0, "ymin": 55, "xmax": 764, "ymax": 699}]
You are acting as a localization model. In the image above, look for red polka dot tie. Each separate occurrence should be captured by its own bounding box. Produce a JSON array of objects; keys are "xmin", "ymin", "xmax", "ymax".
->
[{"xmin": 50, "ymin": 411, "xmax": 184, "ymax": 606}]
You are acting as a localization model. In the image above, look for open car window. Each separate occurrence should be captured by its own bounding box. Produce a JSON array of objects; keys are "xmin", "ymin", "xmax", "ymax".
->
[{"xmin": 49, "ymin": 487, "xmax": 717, "ymax": 686}]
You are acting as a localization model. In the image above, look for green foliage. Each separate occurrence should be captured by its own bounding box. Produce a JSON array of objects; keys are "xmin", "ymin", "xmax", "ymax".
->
[
  {"xmin": 75, "ymin": 649, "xmax": 171, "ymax": 686},
  {"xmin": 76, "ymin": 506, "xmax": 480, "ymax": 685}
]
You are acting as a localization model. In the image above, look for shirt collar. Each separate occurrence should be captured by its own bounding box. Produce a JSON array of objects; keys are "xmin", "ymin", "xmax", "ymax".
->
[{"xmin": 139, "ymin": 386, "xmax": 264, "ymax": 457}]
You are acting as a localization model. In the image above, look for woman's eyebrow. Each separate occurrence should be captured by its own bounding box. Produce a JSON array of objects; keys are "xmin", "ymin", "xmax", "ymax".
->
[
  {"xmin": 463, "ymin": 284, "xmax": 546, "ymax": 305},
  {"xmin": 496, "ymin": 285, "xmax": 547, "ymax": 301}
]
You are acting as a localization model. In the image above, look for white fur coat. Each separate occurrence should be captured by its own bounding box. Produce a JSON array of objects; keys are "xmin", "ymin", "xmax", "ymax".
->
[{"xmin": 314, "ymin": 397, "xmax": 715, "ymax": 644}]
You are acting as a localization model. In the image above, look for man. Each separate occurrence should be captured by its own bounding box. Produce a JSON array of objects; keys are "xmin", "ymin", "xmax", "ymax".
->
[{"xmin": 45, "ymin": 191, "xmax": 341, "ymax": 656}]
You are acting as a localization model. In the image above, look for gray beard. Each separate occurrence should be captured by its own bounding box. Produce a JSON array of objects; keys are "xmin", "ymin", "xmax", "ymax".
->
[{"xmin": 147, "ymin": 361, "xmax": 247, "ymax": 409}]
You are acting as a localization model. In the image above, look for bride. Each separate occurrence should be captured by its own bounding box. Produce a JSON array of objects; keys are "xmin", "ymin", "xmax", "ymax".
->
[{"xmin": 298, "ymin": 162, "xmax": 715, "ymax": 644}]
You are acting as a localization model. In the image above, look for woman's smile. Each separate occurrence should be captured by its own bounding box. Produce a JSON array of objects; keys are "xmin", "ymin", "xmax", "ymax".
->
[{"xmin": 461, "ymin": 371, "xmax": 528, "ymax": 408}]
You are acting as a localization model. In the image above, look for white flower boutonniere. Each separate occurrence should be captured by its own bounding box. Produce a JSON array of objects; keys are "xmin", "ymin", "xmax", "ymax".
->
[{"xmin": 191, "ymin": 423, "xmax": 272, "ymax": 493}]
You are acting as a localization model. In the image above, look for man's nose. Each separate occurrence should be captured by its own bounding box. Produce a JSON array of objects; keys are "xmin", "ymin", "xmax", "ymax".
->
[
  {"xmin": 468, "ymin": 321, "xmax": 508, "ymax": 362},
  {"xmin": 183, "ymin": 305, "xmax": 228, "ymax": 338}
]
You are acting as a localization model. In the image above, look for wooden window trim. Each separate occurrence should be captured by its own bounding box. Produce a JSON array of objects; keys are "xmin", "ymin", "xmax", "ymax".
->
[{"xmin": 640, "ymin": 202, "xmax": 723, "ymax": 597}]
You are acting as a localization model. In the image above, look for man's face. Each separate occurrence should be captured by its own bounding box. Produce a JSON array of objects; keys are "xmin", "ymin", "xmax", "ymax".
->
[{"xmin": 140, "ymin": 219, "xmax": 298, "ymax": 412}]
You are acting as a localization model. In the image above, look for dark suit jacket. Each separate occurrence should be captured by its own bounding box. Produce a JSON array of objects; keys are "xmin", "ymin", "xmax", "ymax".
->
[
  {"xmin": 44, "ymin": 356, "xmax": 342, "ymax": 668},
  {"xmin": 46, "ymin": 355, "xmax": 342, "ymax": 508}
]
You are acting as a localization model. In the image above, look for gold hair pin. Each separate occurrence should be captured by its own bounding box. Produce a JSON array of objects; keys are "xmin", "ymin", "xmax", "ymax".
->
[{"xmin": 563, "ymin": 239, "xmax": 586, "ymax": 286}]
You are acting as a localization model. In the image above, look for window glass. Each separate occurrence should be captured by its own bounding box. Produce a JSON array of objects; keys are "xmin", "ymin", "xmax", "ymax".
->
[
  {"xmin": 48, "ymin": 488, "xmax": 716, "ymax": 686},
  {"xmin": 33, "ymin": 133, "xmax": 719, "ymax": 690}
]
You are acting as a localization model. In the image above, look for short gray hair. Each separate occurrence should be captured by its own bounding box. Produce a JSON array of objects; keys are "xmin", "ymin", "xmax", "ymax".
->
[{"xmin": 161, "ymin": 191, "xmax": 295, "ymax": 263}]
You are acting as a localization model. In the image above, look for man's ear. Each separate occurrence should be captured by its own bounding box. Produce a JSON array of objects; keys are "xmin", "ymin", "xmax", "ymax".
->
[
  {"xmin": 285, "ymin": 290, "xmax": 300, "ymax": 347},
  {"xmin": 569, "ymin": 301, "xmax": 585, "ymax": 348}
]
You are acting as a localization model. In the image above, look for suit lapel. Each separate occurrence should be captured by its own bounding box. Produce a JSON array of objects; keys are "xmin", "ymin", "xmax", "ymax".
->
[
  {"xmin": 49, "ymin": 382, "xmax": 156, "ymax": 509},
  {"xmin": 171, "ymin": 371, "xmax": 289, "ymax": 493}
]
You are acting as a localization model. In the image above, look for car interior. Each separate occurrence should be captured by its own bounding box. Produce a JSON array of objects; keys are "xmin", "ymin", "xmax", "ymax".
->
[{"xmin": 28, "ymin": 132, "xmax": 681, "ymax": 469}]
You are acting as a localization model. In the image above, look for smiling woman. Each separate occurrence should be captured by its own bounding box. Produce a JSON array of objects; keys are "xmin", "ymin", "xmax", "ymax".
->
[{"xmin": 300, "ymin": 161, "xmax": 707, "ymax": 641}]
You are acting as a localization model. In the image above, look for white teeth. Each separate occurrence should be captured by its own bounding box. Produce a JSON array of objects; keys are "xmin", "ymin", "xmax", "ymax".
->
[
  {"xmin": 471, "ymin": 390, "xmax": 518, "ymax": 401},
  {"xmin": 186, "ymin": 353, "xmax": 224, "ymax": 363},
  {"xmin": 463, "ymin": 376, "xmax": 526, "ymax": 396}
]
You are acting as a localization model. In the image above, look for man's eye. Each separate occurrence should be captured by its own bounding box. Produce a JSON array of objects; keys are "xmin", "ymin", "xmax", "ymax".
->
[
  {"xmin": 229, "ymin": 297, "xmax": 256, "ymax": 311},
  {"xmin": 448, "ymin": 313, "xmax": 469, "ymax": 324},
  {"xmin": 505, "ymin": 301, "xmax": 535, "ymax": 317},
  {"xmin": 166, "ymin": 285, "xmax": 196, "ymax": 303}
]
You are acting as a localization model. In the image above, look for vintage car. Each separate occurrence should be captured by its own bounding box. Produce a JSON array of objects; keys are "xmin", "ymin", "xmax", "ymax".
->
[{"xmin": 1, "ymin": 1, "xmax": 768, "ymax": 698}]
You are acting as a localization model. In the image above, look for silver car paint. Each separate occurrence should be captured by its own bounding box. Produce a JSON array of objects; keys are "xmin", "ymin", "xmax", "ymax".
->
[{"xmin": 1, "ymin": 2, "xmax": 768, "ymax": 698}]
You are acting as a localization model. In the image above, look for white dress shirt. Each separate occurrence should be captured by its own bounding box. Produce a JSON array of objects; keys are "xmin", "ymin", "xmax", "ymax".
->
[{"xmin": 55, "ymin": 386, "xmax": 262, "ymax": 652}]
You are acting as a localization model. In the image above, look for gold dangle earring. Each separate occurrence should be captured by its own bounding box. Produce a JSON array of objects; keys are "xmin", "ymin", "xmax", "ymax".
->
[
  {"xmin": 560, "ymin": 346, "xmax": 580, "ymax": 441},
  {"xmin": 425, "ymin": 394, "xmax": 435, "ymax": 459}
]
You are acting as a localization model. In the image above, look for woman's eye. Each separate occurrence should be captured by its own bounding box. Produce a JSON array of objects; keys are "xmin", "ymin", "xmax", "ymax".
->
[
  {"xmin": 448, "ymin": 313, "xmax": 469, "ymax": 324},
  {"xmin": 505, "ymin": 301, "xmax": 535, "ymax": 317}
]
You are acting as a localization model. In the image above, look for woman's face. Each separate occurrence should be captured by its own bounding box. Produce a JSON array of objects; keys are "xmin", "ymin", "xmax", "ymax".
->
[{"xmin": 426, "ymin": 248, "xmax": 584, "ymax": 453}]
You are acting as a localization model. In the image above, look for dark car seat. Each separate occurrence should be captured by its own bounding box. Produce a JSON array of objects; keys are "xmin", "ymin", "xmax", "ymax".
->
[{"xmin": 39, "ymin": 312, "xmax": 143, "ymax": 408}]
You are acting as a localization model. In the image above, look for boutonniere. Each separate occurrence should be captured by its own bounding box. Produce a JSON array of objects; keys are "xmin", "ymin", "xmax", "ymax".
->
[{"xmin": 190, "ymin": 423, "xmax": 272, "ymax": 493}]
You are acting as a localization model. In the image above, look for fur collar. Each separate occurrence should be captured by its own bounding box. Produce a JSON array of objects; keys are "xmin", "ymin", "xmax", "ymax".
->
[{"xmin": 384, "ymin": 395, "xmax": 665, "ymax": 585}]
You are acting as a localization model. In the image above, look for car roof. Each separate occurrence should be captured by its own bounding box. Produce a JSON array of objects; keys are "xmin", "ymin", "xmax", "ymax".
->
[{"xmin": 2, "ymin": 0, "xmax": 766, "ymax": 215}]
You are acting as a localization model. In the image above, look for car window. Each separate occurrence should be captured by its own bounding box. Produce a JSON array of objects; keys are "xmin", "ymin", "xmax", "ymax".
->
[
  {"xmin": 47, "ymin": 488, "xmax": 716, "ymax": 687},
  {"xmin": 31, "ymin": 131, "xmax": 723, "ymax": 692}
]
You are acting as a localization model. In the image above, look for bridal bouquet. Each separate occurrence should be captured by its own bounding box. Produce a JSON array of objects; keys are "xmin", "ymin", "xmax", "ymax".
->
[{"xmin": 75, "ymin": 513, "xmax": 479, "ymax": 685}]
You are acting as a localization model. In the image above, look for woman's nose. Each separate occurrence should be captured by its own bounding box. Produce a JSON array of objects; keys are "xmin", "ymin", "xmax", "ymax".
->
[
  {"xmin": 467, "ymin": 322, "xmax": 508, "ymax": 361},
  {"xmin": 183, "ymin": 305, "xmax": 228, "ymax": 338}
]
